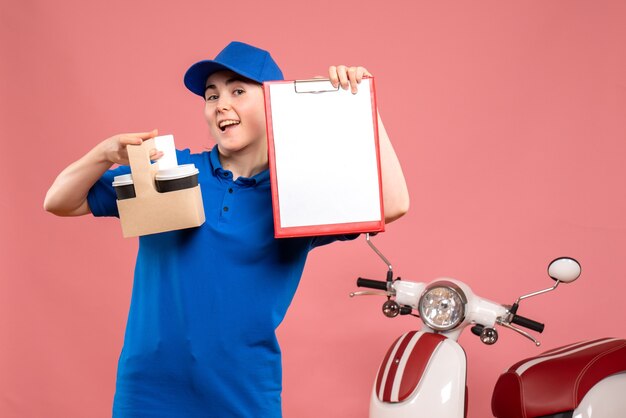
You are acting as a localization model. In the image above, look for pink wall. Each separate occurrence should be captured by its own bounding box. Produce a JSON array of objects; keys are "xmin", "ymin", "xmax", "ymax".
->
[{"xmin": 2, "ymin": 1, "xmax": 625, "ymax": 417}]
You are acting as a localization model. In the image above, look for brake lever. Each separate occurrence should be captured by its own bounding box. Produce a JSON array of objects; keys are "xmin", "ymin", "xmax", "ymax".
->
[
  {"xmin": 496, "ymin": 318, "xmax": 541, "ymax": 346},
  {"xmin": 349, "ymin": 290, "xmax": 389, "ymax": 297}
]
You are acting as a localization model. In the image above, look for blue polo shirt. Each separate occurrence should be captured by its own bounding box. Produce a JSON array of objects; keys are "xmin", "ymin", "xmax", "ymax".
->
[{"xmin": 87, "ymin": 146, "xmax": 356, "ymax": 418}]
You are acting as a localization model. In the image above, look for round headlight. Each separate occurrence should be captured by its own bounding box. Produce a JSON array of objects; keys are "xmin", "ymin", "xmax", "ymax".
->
[{"xmin": 418, "ymin": 281, "xmax": 467, "ymax": 331}]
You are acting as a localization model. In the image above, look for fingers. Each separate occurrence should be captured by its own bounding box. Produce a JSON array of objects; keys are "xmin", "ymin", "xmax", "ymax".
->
[
  {"xmin": 335, "ymin": 65, "xmax": 351, "ymax": 91},
  {"xmin": 136, "ymin": 128, "xmax": 158, "ymax": 140},
  {"xmin": 118, "ymin": 129, "xmax": 158, "ymax": 146},
  {"xmin": 112, "ymin": 146, "xmax": 161, "ymax": 166},
  {"xmin": 356, "ymin": 67, "xmax": 372, "ymax": 82},
  {"xmin": 329, "ymin": 66, "xmax": 339, "ymax": 88},
  {"xmin": 102, "ymin": 129, "xmax": 159, "ymax": 165},
  {"xmin": 118, "ymin": 135, "xmax": 143, "ymax": 146},
  {"xmin": 149, "ymin": 149, "xmax": 164, "ymax": 161},
  {"xmin": 348, "ymin": 67, "xmax": 359, "ymax": 93},
  {"xmin": 328, "ymin": 65, "xmax": 348, "ymax": 90},
  {"xmin": 328, "ymin": 66, "xmax": 372, "ymax": 94}
]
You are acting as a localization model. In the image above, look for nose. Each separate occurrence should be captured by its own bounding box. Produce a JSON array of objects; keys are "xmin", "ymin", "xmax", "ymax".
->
[{"xmin": 216, "ymin": 96, "xmax": 232, "ymax": 112}]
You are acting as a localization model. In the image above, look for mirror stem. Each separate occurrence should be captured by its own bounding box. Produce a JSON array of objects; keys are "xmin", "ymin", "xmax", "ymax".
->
[
  {"xmin": 365, "ymin": 233, "xmax": 393, "ymax": 281},
  {"xmin": 515, "ymin": 280, "xmax": 561, "ymax": 305}
]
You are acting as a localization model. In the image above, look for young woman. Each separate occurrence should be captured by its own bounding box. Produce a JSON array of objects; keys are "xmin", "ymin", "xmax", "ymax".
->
[{"xmin": 44, "ymin": 41, "xmax": 409, "ymax": 418}]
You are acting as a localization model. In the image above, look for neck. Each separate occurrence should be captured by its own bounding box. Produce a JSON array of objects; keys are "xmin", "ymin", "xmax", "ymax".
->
[{"xmin": 217, "ymin": 141, "xmax": 268, "ymax": 179}]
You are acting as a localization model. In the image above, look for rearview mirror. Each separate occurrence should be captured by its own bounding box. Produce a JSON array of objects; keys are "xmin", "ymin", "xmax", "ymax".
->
[{"xmin": 548, "ymin": 257, "xmax": 581, "ymax": 283}]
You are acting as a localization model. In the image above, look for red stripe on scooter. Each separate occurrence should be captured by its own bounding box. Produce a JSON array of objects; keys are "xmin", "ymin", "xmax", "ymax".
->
[
  {"xmin": 375, "ymin": 334, "xmax": 405, "ymax": 397},
  {"xmin": 382, "ymin": 331, "xmax": 418, "ymax": 402},
  {"xmin": 398, "ymin": 333, "xmax": 446, "ymax": 401}
]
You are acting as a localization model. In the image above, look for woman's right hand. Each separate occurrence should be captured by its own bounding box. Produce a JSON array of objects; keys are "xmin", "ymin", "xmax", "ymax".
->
[
  {"xmin": 44, "ymin": 128, "xmax": 162, "ymax": 216},
  {"xmin": 99, "ymin": 129, "xmax": 162, "ymax": 165}
]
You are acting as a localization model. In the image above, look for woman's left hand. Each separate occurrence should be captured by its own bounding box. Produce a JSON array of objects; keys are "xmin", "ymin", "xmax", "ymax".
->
[{"xmin": 328, "ymin": 65, "xmax": 372, "ymax": 94}]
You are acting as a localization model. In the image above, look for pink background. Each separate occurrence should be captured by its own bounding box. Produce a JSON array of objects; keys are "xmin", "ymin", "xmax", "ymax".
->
[{"xmin": 2, "ymin": 1, "xmax": 625, "ymax": 417}]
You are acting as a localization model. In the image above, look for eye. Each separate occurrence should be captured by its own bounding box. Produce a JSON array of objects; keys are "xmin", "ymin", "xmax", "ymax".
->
[
  {"xmin": 205, "ymin": 93, "xmax": 218, "ymax": 102},
  {"xmin": 233, "ymin": 88, "xmax": 245, "ymax": 96}
]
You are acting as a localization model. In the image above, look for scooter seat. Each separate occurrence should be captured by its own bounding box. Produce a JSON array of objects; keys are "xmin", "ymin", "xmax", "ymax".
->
[{"xmin": 491, "ymin": 337, "xmax": 626, "ymax": 418}]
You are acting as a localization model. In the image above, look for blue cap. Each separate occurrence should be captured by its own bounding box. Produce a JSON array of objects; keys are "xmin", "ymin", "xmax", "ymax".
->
[{"xmin": 184, "ymin": 41, "xmax": 284, "ymax": 97}]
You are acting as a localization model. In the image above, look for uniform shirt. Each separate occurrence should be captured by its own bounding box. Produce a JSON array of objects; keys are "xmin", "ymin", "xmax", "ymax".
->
[{"xmin": 87, "ymin": 146, "xmax": 356, "ymax": 418}]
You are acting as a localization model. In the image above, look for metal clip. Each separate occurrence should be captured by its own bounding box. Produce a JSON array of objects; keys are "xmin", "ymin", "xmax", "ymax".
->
[{"xmin": 294, "ymin": 79, "xmax": 339, "ymax": 94}]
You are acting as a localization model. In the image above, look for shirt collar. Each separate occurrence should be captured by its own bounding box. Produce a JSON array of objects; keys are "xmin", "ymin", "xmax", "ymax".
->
[{"xmin": 208, "ymin": 145, "xmax": 269, "ymax": 186}]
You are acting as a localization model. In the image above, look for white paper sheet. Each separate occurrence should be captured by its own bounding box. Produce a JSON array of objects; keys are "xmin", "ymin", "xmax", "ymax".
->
[
  {"xmin": 154, "ymin": 134, "xmax": 178, "ymax": 170},
  {"xmin": 267, "ymin": 78, "xmax": 382, "ymax": 230}
]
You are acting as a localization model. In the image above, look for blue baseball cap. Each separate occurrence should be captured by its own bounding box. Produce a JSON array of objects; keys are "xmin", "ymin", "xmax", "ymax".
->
[{"xmin": 184, "ymin": 41, "xmax": 284, "ymax": 97}]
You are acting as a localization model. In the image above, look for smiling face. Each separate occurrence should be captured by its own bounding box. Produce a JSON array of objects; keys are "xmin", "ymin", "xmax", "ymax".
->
[{"xmin": 204, "ymin": 70, "xmax": 267, "ymax": 157}]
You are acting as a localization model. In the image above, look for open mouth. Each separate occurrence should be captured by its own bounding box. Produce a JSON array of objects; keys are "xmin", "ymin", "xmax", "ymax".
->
[{"xmin": 218, "ymin": 120, "xmax": 240, "ymax": 132}]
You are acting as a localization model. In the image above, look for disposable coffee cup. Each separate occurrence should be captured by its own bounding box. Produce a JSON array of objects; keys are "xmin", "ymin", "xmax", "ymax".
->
[
  {"xmin": 112, "ymin": 174, "xmax": 136, "ymax": 200},
  {"xmin": 155, "ymin": 164, "xmax": 199, "ymax": 193}
]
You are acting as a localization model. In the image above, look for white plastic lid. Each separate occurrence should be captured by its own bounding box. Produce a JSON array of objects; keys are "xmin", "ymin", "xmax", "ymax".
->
[
  {"xmin": 155, "ymin": 164, "xmax": 199, "ymax": 181},
  {"xmin": 112, "ymin": 174, "xmax": 133, "ymax": 187}
]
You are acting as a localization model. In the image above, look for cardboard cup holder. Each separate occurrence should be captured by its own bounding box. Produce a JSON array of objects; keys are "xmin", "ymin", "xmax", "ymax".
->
[{"xmin": 115, "ymin": 138, "xmax": 205, "ymax": 237}]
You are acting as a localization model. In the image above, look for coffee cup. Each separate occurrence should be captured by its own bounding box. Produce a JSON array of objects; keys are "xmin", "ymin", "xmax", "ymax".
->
[
  {"xmin": 155, "ymin": 164, "xmax": 199, "ymax": 193},
  {"xmin": 112, "ymin": 174, "xmax": 136, "ymax": 200}
]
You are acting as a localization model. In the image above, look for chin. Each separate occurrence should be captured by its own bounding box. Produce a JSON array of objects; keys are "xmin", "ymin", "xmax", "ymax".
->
[
  {"xmin": 218, "ymin": 136, "xmax": 263, "ymax": 153},
  {"xmin": 216, "ymin": 140, "xmax": 249, "ymax": 154}
]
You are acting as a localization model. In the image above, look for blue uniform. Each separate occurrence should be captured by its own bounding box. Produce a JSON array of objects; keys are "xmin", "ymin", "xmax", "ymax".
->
[{"xmin": 87, "ymin": 146, "xmax": 355, "ymax": 417}]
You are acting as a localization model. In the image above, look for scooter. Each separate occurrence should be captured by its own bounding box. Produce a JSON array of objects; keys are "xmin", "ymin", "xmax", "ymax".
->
[{"xmin": 350, "ymin": 234, "xmax": 626, "ymax": 418}]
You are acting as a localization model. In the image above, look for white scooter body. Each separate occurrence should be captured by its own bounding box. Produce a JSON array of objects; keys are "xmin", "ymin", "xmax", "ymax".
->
[
  {"xmin": 574, "ymin": 373, "xmax": 626, "ymax": 418},
  {"xmin": 369, "ymin": 331, "xmax": 467, "ymax": 418}
]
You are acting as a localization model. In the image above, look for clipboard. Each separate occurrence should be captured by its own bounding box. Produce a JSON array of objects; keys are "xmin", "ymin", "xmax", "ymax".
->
[{"xmin": 264, "ymin": 77, "xmax": 385, "ymax": 238}]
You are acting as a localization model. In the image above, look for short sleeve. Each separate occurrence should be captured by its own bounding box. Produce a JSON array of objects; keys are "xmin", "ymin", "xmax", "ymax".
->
[
  {"xmin": 87, "ymin": 165, "xmax": 131, "ymax": 217},
  {"xmin": 176, "ymin": 148, "xmax": 192, "ymax": 165}
]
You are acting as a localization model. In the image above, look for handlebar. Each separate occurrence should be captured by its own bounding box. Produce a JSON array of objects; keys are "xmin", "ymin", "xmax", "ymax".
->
[
  {"xmin": 356, "ymin": 277, "xmax": 389, "ymax": 291},
  {"xmin": 511, "ymin": 314, "xmax": 545, "ymax": 333},
  {"xmin": 355, "ymin": 277, "xmax": 546, "ymax": 336}
]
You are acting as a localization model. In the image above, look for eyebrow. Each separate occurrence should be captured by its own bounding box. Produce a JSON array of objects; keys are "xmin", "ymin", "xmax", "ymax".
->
[{"xmin": 205, "ymin": 76, "xmax": 251, "ymax": 92}]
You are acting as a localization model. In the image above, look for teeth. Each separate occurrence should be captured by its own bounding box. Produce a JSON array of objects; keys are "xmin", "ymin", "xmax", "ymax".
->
[{"xmin": 219, "ymin": 120, "xmax": 240, "ymax": 130}]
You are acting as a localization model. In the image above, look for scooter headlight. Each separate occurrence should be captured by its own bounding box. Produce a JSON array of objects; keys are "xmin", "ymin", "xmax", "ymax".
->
[{"xmin": 418, "ymin": 281, "xmax": 467, "ymax": 331}]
